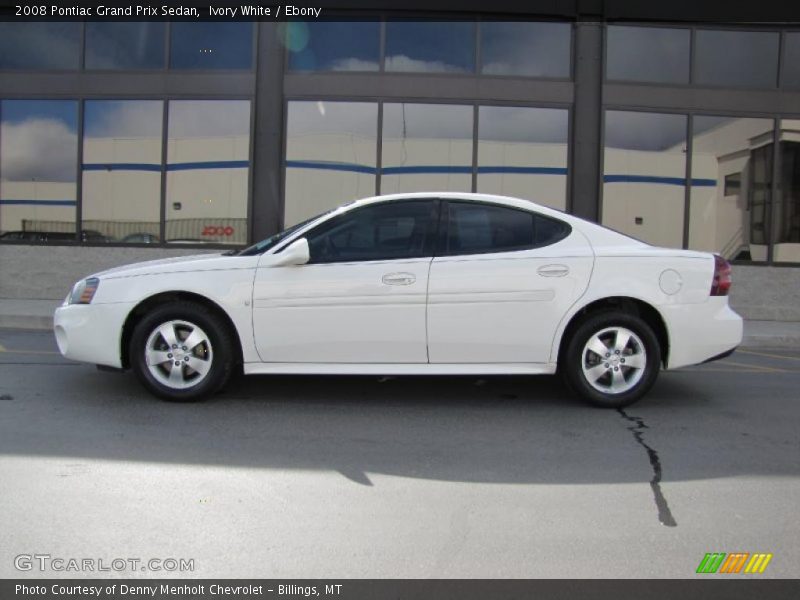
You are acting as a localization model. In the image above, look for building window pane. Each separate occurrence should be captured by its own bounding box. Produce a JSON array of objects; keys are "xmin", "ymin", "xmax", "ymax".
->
[
  {"xmin": 694, "ymin": 30, "xmax": 779, "ymax": 88},
  {"xmin": 286, "ymin": 22, "xmax": 380, "ymax": 72},
  {"xmin": 170, "ymin": 23, "xmax": 254, "ymax": 69},
  {"xmin": 477, "ymin": 106, "xmax": 568, "ymax": 211},
  {"xmin": 776, "ymin": 119, "xmax": 800, "ymax": 263},
  {"xmin": 602, "ymin": 111, "xmax": 687, "ymax": 248},
  {"xmin": 1, "ymin": 101, "xmax": 78, "ymax": 242},
  {"xmin": 284, "ymin": 101, "xmax": 377, "ymax": 226},
  {"xmin": 480, "ymin": 22, "xmax": 570, "ymax": 78},
  {"xmin": 82, "ymin": 101, "xmax": 163, "ymax": 244},
  {"xmin": 166, "ymin": 100, "xmax": 251, "ymax": 244},
  {"xmin": 381, "ymin": 103, "xmax": 473, "ymax": 194},
  {"xmin": 606, "ymin": 26, "xmax": 690, "ymax": 84},
  {"xmin": 385, "ymin": 22, "xmax": 476, "ymax": 73},
  {"xmin": 781, "ymin": 33, "xmax": 800, "ymax": 89},
  {"xmin": 0, "ymin": 23, "xmax": 80, "ymax": 70},
  {"xmin": 688, "ymin": 116, "xmax": 774, "ymax": 263},
  {"xmin": 85, "ymin": 23, "xmax": 166, "ymax": 70}
]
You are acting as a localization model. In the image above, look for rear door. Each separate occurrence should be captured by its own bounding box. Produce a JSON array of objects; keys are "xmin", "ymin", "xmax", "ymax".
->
[{"xmin": 427, "ymin": 200, "xmax": 593, "ymax": 364}]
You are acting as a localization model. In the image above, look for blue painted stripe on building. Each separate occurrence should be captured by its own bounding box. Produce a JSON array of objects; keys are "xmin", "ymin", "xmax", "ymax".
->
[
  {"xmin": 167, "ymin": 160, "xmax": 250, "ymax": 171},
  {"xmin": 285, "ymin": 160, "xmax": 376, "ymax": 175},
  {"xmin": 0, "ymin": 199, "xmax": 76, "ymax": 206},
  {"xmin": 76, "ymin": 159, "xmax": 719, "ymax": 188},
  {"xmin": 83, "ymin": 163, "xmax": 161, "ymax": 172},
  {"xmin": 477, "ymin": 166, "xmax": 568, "ymax": 175},
  {"xmin": 382, "ymin": 165, "xmax": 474, "ymax": 175},
  {"xmin": 604, "ymin": 174, "xmax": 718, "ymax": 187}
]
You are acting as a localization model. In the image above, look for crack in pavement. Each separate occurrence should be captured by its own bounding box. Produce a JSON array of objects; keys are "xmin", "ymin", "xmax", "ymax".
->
[{"xmin": 617, "ymin": 408, "xmax": 677, "ymax": 527}]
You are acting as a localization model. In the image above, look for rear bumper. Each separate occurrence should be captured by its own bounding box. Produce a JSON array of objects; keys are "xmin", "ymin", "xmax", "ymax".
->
[
  {"xmin": 53, "ymin": 302, "xmax": 134, "ymax": 368},
  {"xmin": 662, "ymin": 298, "xmax": 743, "ymax": 369}
]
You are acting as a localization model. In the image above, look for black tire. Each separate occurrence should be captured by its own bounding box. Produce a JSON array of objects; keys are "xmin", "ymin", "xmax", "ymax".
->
[
  {"xmin": 560, "ymin": 311, "xmax": 661, "ymax": 408},
  {"xmin": 130, "ymin": 301, "xmax": 235, "ymax": 402}
]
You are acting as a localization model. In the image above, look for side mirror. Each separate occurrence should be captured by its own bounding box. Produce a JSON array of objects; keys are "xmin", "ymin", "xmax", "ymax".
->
[{"xmin": 269, "ymin": 237, "xmax": 309, "ymax": 267}]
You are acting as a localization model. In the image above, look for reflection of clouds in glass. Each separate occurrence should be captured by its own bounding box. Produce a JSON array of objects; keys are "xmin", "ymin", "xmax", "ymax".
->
[
  {"xmin": 383, "ymin": 103, "xmax": 473, "ymax": 140},
  {"xmin": 605, "ymin": 111, "xmax": 686, "ymax": 151},
  {"xmin": 288, "ymin": 22, "xmax": 380, "ymax": 72},
  {"xmin": 480, "ymin": 107, "xmax": 568, "ymax": 143},
  {"xmin": 0, "ymin": 22, "xmax": 80, "ymax": 69},
  {"xmin": 168, "ymin": 100, "xmax": 251, "ymax": 138},
  {"xmin": 84, "ymin": 101, "xmax": 163, "ymax": 138},
  {"xmin": 1, "ymin": 118, "xmax": 77, "ymax": 182},
  {"xmin": 328, "ymin": 58, "xmax": 380, "ymax": 71},
  {"xmin": 384, "ymin": 55, "xmax": 469, "ymax": 73},
  {"xmin": 287, "ymin": 101, "xmax": 377, "ymax": 138},
  {"xmin": 385, "ymin": 22, "xmax": 475, "ymax": 74},
  {"xmin": 481, "ymin": 22, "xmax": 571, "ymax": 78}
]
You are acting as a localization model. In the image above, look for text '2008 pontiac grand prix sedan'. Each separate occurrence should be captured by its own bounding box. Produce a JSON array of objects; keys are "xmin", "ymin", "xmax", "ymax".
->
[{"xmin": 54, "ymin": 193, "xmax": 743, "ymax": 408}]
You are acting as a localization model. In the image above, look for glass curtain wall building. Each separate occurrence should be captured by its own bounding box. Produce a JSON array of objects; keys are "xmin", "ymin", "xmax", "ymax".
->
[{"xmin": 1, "ymin": 16, "xmax": 799, "ymax": 265}]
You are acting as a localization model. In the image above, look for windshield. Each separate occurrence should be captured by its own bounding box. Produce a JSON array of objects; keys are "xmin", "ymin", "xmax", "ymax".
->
[{"xmin": 235, "ymin": 210, "xmax": 334, "ymax": 256}]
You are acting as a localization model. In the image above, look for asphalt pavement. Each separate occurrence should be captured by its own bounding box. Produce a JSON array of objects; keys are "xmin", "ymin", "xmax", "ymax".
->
[{"xmin": 0, "ymin": 329, "xmax": 798, "ymax": 578}]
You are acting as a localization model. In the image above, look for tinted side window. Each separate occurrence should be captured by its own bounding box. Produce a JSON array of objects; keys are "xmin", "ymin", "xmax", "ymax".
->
[
  {"xmin": 445, "ymin": 202, "xmax": 570, "ymax": 255},
  {"xmin": 306, "ymin": 201, "xmax": 436, "ymax": 264}
]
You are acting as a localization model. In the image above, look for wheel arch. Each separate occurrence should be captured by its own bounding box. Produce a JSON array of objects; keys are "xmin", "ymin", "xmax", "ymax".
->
[
  {"xmin": 120, "ymin": 290, "xmax": 244, "ymax": 370},
  {"xmin": 554, "ymin": 296, "xmax": 670, "ymax": 368}
]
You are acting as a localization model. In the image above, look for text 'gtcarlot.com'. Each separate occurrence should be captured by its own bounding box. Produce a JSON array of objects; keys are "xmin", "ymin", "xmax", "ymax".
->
[{"xmin": 14, "ymin": 554, "xmax": 194, "ymax": 573}]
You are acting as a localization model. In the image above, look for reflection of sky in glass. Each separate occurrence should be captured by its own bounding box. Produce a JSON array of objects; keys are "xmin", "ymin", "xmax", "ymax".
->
[
  {"xmin": 287, "ymin": 101, "xmax": 377, "ymax": 149},
  {"xmin": 168, "ymin": 101, "xmax": 251, "ymax": 139},
  {"xmin": 170, "ymin": 23, "xmax": 253, "ymax": 69},
  {"xmin": 1, "ymin": 100, "xmax": 78, "ymax": 182},
  {"xmin": 781, "ymin": 33, "xmax": 800, "ymax": 89},
  {"xmin": 288, "ymin": 22, "xmax": 380, "ymax": 71},
  {"xmin": 85, "ymin": 23, "xmax": 166, "ymax": 70},
  {"xmin": 479, "ymin": 107, "xmax": 568, "ymax": 143},
  {"xmin": 84, "ymin": 100, "xmax": 163, "ymax": 139},
  {"xmin": 385, "ymin": 22, "xmax": 475, "ymax": 73},
  {"xmin": 481, "ymin": 22, "xmax": 570, "ymax": 78},
  {"xmin": 606, "ymin": 26, "xmax": 690, "ymax": 84},
  {"xmin": 605, "ymin": 111, "xmax": 686, "ymax": 151},
  {"xmin": 383, "ymin": 103, "xmax": 473, "ymax": 142},
  {"xmin": 695, "ymin": 30, "xmax": 778, "ymax": 88},
  {"xmin": 0, "ymin": 23, "xmax": 80, "ymax": 69}
]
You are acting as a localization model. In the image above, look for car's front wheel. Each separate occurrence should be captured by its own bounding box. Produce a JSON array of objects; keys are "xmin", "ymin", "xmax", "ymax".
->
[
  {"xmin": 561, "ymin": 312, "xmax": 661, "ymax": 408},
  {"xmin": 130, "ymin": 302, "xmax": 235, "ymax": 401}
]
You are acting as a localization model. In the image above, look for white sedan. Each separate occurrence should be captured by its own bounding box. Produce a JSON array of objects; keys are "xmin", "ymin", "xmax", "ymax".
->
[{"xmin": 54, "ymin": 193, "xmax": 743, "ymax": 408}]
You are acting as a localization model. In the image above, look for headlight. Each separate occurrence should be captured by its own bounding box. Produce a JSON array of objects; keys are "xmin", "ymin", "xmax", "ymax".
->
[{"xmin": 68, "ymin": 277, "xmax": 100, "ymax": 305}]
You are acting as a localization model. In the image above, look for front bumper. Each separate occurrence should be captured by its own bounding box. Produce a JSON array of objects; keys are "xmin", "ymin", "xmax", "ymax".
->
[
  {"xmin": 662, "ymin": 297, "xmax": 743, "ymax": 369},
  {"xmin": 53, "ymin": 302, "xmax": 135, "ymax": 368}
]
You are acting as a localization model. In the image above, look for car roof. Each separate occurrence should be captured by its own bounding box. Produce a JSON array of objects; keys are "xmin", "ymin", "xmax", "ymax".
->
[{"xmin": 344, "ymin": 192, "xmax": 570, "ymax": 220}]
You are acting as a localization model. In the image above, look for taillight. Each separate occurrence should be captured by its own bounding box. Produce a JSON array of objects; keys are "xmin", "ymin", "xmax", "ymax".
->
[{"xmin": 710, "ymin": 255, "xmax": 732, "ymax": 296}]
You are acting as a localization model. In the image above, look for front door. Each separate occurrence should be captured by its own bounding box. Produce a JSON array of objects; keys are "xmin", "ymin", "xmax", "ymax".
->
[{"xmin": 252, "ymin": 199, "xmax": 438, "ymax": 363}]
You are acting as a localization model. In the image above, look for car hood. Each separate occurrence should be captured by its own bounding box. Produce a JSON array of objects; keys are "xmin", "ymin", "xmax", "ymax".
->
[{"xmin": 92, "ymin": 253, "xmax": 234, "ymax": 279}]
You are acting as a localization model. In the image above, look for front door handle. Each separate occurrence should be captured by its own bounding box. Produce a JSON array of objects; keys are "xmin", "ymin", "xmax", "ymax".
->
[
  {"xmin": 382, "ymin": 272, "xmax": 416, "ymax": 286},
  {"xmin": 537, "ymin": 264, "xmax": 570, "ymax": 277}
]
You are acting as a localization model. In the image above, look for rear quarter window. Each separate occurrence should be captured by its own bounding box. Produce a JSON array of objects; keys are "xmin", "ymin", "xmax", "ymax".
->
[{"xmin": 444, "ymin": 201, "xmax": 571, "ymax": 256}]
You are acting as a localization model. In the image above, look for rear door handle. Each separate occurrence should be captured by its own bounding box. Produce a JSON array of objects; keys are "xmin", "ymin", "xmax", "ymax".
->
[
  {"xmin": 382, "ymin": 272, "xmax": 416, "ymax": 286},
  {"xmin": 537, "ymin": 264, "xmax": 570, "ymax": 277}
]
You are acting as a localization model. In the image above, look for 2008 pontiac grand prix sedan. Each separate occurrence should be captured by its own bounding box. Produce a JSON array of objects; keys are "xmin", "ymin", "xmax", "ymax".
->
[{"xmin": 54, "ymin": 193, "xmax": 743, "ymax": 408}]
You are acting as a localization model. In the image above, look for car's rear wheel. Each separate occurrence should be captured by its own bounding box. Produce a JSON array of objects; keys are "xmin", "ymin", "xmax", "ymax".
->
[
  {"xmin": 561, "ymin": 311, "xmax": 661, "ymax": 408},
  {"xmin": 130, "ymin": 302, "xmax": 235, "ymax": 401}
]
